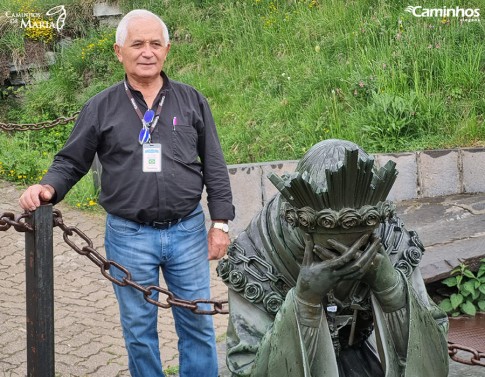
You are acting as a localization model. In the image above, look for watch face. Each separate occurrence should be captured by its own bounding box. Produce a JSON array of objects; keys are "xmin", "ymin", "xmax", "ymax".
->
[{"xmin": 214, "ymin": 222, "xmax": 229, "ymax": 232}]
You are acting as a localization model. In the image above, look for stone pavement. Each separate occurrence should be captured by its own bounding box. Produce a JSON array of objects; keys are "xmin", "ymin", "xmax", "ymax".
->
[{"xmin": 1, "ymin": 179, "xmax": 484, "ymax": 376}]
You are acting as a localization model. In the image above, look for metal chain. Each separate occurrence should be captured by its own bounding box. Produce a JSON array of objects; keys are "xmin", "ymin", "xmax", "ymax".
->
[
  {"xmin": 3, "ymin": 209, "xmax": 485, "ymax": 365},
  {"xmin": 0, "ymin": 211, "xmax": 33, "ymax": 232},
  {"xmin": 448, "ymin": 342, "xmax": 485, "ymax": 367},
  {"xmin": 1, "ymin": 209, "xmax": 228, "ymax": 314},
  {"xmin": 50, "ymin": 209, "xmax": 228, "ymax": 315},
  {"xmin": 0, "ymin": 113, "xmax": 79, "ymax": 132},
  {"xmin": 229, "ymin": 243, "xmax": 285, "ymax": 283}
]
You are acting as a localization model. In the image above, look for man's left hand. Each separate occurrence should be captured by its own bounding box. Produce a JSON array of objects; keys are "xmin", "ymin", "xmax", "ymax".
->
[{"xmin": 208, "ymin": 228, "xmax": 230, "ymax": 260}]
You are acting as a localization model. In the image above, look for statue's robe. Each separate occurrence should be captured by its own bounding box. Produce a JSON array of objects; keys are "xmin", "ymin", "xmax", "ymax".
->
[{"xmin": 218, "ymin": 195, "xmax": 449, "ymax": 377}]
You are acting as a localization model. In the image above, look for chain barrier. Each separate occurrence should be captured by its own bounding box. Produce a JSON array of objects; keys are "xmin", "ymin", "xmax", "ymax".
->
[
  {"xmin": 0, "ymin": 113, "xmax": 79, "ymax": 132},
  {"xmin": 448, "ymin": 342, "xmax": 485, "ymax": 367},
  {"xmin": 2, "ymin": 209, "xmax": 485, "ymax": 365},
  {"xmin": 0, "ymin": 209, "xmax": 228, "ymax": 315}
]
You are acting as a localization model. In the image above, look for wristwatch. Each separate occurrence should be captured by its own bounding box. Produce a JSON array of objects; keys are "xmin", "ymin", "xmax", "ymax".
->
[{"xmin": 211, "ymin": 222, "xmax": 229, "ymax": 233}]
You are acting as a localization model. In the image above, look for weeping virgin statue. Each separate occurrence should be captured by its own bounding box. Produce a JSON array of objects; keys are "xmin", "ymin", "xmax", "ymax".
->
[{"xmin": 217, "ymin": 139, "xmax": 449, "ymax": 377}]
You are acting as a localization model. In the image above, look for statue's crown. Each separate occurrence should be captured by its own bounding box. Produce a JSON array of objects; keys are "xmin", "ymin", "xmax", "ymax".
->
[{"xmin": 268, "ymin": 147, "xmax": 398, "ymax": 231}]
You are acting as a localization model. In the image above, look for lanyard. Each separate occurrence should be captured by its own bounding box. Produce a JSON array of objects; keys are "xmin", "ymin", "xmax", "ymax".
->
[{"xmin": 124, "ymin": 80, "xmax": 165, "ymax": 134}]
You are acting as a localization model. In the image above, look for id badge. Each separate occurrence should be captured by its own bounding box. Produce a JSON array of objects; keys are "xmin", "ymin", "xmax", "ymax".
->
[{"xmin": 142, "ymin": 143, "xmax": 162, "ymax": 172}]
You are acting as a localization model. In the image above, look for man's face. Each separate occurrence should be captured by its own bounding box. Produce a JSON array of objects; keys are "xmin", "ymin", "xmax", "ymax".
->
[{"xmin": 114, "ymin": 17, "xmax": 170, "ymax": 83}]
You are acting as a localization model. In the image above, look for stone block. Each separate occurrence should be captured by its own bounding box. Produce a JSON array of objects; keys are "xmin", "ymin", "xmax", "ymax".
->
[
  {"xmin": 227, "ymin": 164, "xmax": 264, "ymax": 235},
  {"xmin": 261, "ymin": 161, "xmax": 299, "ymax": 204},
  {"xmin": 462, "ymin": 148, "xmax": 485, "ymax": 194},
  {"xmin": 375, "ymin": 152, "xmax": 418, "ymax": 201},
  {"xmin": 93, "ymin": 2, "xmax": 122, "ymax": 27},
  {"xmin": 201, "ymin": 165, "xmax": 263, "ymax": 237},
  {"xmin": 418, "ymin": 149, "xmax": 461, "ymax": 197},
  {"xmin": 93, "ymin": 2, "xmax": 122, "ymax": 17}
]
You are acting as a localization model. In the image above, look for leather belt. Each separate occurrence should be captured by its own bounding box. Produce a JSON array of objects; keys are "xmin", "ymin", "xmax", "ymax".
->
[{"xmin": 146, "ymin": 211, "xmax": 202, "ymax": 230}]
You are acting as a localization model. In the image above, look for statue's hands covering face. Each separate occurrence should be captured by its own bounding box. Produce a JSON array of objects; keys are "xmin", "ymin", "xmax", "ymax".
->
[
  {"xmin": 295, "ymin": 232, "xmax": 381, "ymax": 305},
  {"xmin": 324, "ymin": 232, "xmax": 398, "ymax": 293}
]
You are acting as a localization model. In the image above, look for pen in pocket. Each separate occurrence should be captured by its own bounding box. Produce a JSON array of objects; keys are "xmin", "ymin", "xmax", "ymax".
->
[{"xmin": 172, "ymin": 116, "xmax": 177, "ymax": 130}]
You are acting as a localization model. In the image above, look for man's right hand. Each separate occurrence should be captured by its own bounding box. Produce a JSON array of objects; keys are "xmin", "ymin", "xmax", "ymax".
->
[{"xmin": 19, "ymin": 184, "xmax": 55, "ymax": 211}]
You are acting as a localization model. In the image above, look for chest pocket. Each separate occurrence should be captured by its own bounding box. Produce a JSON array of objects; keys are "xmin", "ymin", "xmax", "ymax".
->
[{"xmin": 172, "ymin": 124, "xmax": 198, "ymax": 163}]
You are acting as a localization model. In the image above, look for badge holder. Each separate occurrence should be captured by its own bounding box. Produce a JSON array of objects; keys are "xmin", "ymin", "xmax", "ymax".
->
[{"xmin": 143, "ymin": 143, "xmax": 162, "ymax": 172}]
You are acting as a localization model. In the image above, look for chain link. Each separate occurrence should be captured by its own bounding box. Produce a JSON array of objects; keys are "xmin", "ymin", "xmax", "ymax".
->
[
  {"xmin": 0, "ymin": 113, "xmax": 79, "ymax": 132},
  {"xmin": 0, "ymin": 211, "xmax": 33, "ymax": 232},
  {"xmin": 448, "ymin": 342, "xmax": 485, "ymax": 367},
  {"xmin": 227, "ymin": 242, "xmax": 292, "ymax": 296}
]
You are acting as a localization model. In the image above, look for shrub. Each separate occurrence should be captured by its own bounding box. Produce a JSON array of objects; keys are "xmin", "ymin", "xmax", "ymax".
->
[
  {"xmin": 438, "ymin": 259, "xmax": 485, "ymax": 317},
  {"xmin": 360, "ymin": 92, "xmax": 420, "ymax": 151}
]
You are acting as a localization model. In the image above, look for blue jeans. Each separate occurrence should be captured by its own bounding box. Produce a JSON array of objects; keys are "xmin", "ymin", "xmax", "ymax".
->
[{"xmin": 104, "ymin": 205, "xmax": 218, "ymax": 377}]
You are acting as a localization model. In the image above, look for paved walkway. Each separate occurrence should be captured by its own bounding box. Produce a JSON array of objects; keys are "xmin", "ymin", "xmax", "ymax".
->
[{"xmin": 1, "ymin": 180, "xmax": 484, "ymax": 376}]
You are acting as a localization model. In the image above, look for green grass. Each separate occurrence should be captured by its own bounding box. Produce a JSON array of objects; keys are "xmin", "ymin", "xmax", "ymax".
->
[
  {"xmin": 163, "ymin": 365, "xmax": 180, "ymax": 376},
  {"xmin": 1, "ymin": 0, "xmax": 485, "ymax": 205},
  {"xmin": 64, "ymin": 171, "xmax": 102, "ymax": 213}
]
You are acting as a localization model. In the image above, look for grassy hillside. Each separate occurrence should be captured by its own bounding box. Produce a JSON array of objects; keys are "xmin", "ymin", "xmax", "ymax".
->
[{"xmin": 1, "ymin": 0, "xmax": 485, "ymax": 168}]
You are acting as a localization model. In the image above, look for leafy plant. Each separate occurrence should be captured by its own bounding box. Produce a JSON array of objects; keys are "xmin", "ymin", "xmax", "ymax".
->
[
  {"xmin": 64, "ymin": 172, "xmax": 102, "ymax": 213},
  {"xmin": 0, "ymin": 132, "xmax": 53, "ymax": 185},
  {"xmin": 360, "ymin": 91, "xmax": 420, "ymax": 151},
  {"xmin": 163, "ymin": 365, "xmax": 179, "ymax": 376},
  {"xmin": 438, "ymin": 259, "xmax": 485, "ymax": 317}
]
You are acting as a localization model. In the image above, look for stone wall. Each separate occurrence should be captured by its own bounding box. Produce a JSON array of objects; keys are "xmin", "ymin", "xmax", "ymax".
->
[{"xmin": 204, "ymin": 147, "xmax": 485, "ymax": 236}]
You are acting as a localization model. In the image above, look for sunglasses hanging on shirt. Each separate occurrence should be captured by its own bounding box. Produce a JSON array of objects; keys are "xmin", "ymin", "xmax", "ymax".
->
[
  {"xmin": 139, "ymin": 109, "xmax": 155, "ymax": 144},
  {"xmin": 123, "ymin": 81, "xmax": 165, "ymax": 145}
]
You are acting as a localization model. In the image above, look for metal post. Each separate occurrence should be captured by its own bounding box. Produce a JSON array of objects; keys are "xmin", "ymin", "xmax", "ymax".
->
[{"xmin": 25, "ymin": 204, "xmax": 55, "ymax": 377}]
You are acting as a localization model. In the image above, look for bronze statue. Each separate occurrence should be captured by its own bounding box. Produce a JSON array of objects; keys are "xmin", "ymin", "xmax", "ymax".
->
[{"xmin": 217, "ymin": 139, "xmax": 449, "ymax": 377}]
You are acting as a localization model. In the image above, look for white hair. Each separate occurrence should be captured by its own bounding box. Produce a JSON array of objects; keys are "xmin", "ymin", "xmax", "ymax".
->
[{"xmin": 116, "ymin": 9, "xmax": 170, "ymax": 46}]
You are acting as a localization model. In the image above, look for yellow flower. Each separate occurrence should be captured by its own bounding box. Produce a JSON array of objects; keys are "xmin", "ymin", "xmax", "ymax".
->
[{"xmin": 24, "ymin": 17, "xmax": 55, "ymax": 43}]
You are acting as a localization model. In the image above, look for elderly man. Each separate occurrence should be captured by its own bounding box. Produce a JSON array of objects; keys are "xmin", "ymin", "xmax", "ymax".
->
[
  {"xmin": 19, "ymin": 9, "xmax": 234, "ymax": 377},
  {"xmin": 218, "ymin": 139, "xmax": 448, "ymax": 377}
]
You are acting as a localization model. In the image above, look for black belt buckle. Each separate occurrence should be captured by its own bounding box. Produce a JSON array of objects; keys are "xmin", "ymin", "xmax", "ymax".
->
[
  {"xmin": 149, "ymin": 210, "xmax": 202, "ymax": 230},
  {"xmin": 151, "ymin": 218, "xmax": 181, "ymax": 229}
]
